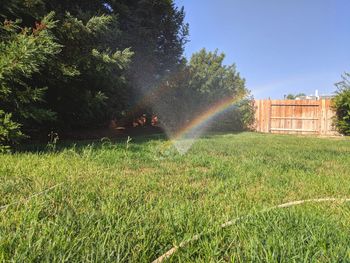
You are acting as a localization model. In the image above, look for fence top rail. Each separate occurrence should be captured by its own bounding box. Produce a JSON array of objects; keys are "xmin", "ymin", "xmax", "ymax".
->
[
  {"xmin": 271, "ymin": 104, "xmax": 319, "ymax": 107},
  {"xmin": 255, "ymin": 99, "xmax": 331, "ymax": 105},
  {"xmin": 270, "ymin": 117, "xmax": 319, "ymax": 120},
  {"xmin": 270, "ymin": 128, "xmax": 318, "ymax": 132}
]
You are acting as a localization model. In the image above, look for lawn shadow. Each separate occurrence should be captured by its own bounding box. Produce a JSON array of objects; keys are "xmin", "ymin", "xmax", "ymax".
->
[
  {"xmin": 14, "ymin": 131, "xmax": 168, "ymax": 154},
  {"xmin": 14, "ymin": 126, "xmax": 246, "ymax": 154}
]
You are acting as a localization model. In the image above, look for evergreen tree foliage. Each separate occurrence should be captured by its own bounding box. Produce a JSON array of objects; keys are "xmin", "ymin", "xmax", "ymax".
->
[
  {"xmin": 0, "ymin": 110, "xmax": 24, "ymax": 152},
  {"xmin": 1, "ymin": 0, "xmax": 188, "ymax": 133},
  {"xmin": 0, "ymin": 12, "xmax": 60, "ymax": 148},
  {"xmin": 0, "ymin": 0, "xmax": 253, "ymax": 149},
  {"xmin": 4, "ymin": 0, "xmax": 134, "ymax": 130},
  {"xmin": 109, "ymin": 0, "xmax": 189, "ymax": 99}
]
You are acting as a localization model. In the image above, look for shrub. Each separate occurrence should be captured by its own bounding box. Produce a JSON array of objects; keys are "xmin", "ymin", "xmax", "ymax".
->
[
  {"xmin": 236, "ymin": 97, "xmax": 256, "ymax": 130},
  {"xmin": 332, "ymin": 73, "xmax": 350, "ymax": 135}
]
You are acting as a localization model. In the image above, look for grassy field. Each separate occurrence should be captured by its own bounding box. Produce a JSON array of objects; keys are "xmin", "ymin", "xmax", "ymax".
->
[{"xmin": 1, "ymin": 132, "xmax": 350, "ymax": 262}]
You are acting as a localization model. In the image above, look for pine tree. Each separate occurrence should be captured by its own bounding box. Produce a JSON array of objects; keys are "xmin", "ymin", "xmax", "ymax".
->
[
  {"xmin": 0, "ymin": 12, "xmax": 61, "ymax": 149},
  {"xmin": 110, "ymin": 0, "xmax": 189, "ymax": 109},
  {"xmin": 1, "ymin": 0, "xmax": 189, "ymax": 142},
  {"xmin": 12, "ymin": 1, "xmax": 134, "ymax": 130}
]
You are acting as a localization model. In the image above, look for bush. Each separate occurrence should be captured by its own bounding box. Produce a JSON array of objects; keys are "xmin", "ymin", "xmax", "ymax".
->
[
  {"xmin": 206, "ymin": 97, "xmax": 256, "ymax": 132},
  {"xmin": 236, "ymin": 97, "xmax": 256, "ymax": 130},
  {"xmin": 332, "ymin": 73, "xmax": 350, "ymax": 135}
]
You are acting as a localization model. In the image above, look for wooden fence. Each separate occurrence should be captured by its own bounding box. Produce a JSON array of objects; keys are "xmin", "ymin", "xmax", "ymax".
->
[{"xmin": 254, "ymin": 99, "xmax": 337, "ymax": 135}]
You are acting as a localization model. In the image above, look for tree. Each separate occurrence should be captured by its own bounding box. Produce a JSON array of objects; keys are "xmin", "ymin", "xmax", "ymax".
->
[
  {"xmin": 5, "ymin": 0, "xmax": 134, "ymax": 130},
  {"xmin": 188, "ymin": 49, "xmax": 246, "ymax": 103},
  {"xmin": 286, "ymin": 93, "xmax": 306, "ymax": 100},
  {"xmin": 110, "ymin": 0, "xmax": 189, "ymax": 107},
  {"xmin": 153, "ymin": 49, "xmax": 253, "ymax": 134},
  {"xmin": 332, "ymin": 73, "xmax": 350, "ymax": 135},
  {"xmin": 0, "ymin": 12, "xmax": 61, "ymax": 149},
  {"xmin": 1, "ymin": 0, "xmax": 188, "ymax": 134},
  {"xmin": 286, "ymin": 94, "xmax": 296, "ymax": 100}
]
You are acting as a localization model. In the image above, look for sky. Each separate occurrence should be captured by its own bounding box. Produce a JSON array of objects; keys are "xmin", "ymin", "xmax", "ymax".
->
[{"xmin": 174, "ymin": 0, "xmax": 350, "ymax": 99}]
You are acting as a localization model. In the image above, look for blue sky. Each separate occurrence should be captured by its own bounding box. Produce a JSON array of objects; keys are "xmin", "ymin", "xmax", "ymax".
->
[{"xmin": 174, "ymin": 0, "xmax": 350, "ymax": 99}]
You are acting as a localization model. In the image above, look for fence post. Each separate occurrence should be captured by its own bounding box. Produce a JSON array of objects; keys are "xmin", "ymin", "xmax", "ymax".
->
[
  {"xmin": 268, "ymin": 99, "xmax": 272, "ymax": 133},
  {"xmin": 320, "ymin": 99, "xmax": 326, "ymax": 135}
]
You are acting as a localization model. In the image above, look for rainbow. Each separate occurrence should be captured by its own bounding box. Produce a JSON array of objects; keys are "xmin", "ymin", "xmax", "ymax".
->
[{"xmin": 172, "ymin": 97, "xmax": 238, "ymax": 141}]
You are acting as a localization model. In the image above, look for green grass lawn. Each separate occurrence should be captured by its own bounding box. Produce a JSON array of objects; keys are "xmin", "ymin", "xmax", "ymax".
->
[{"xmin": 1, "ymin": 132, "xmax": 350, "ymax": 262}]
